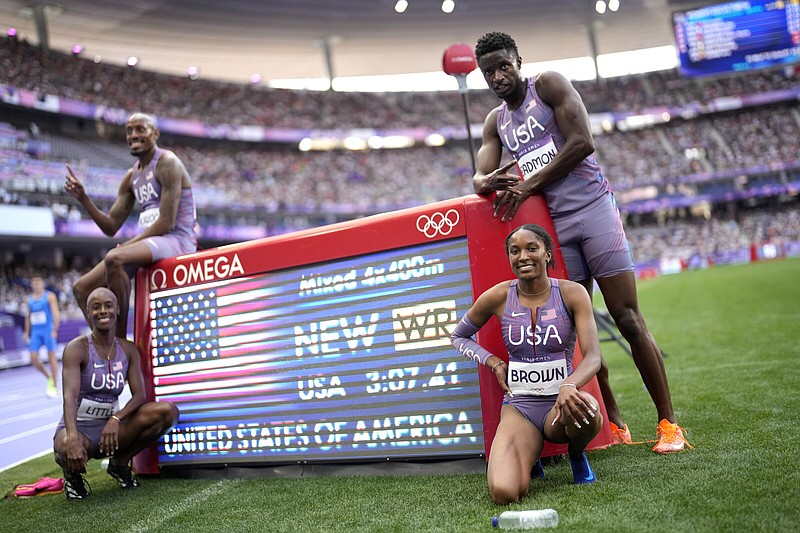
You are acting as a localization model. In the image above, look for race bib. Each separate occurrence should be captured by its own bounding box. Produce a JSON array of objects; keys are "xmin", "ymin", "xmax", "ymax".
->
[
  {"xmin": 30, "ymin": 310, "xmax": 47, "ymax": 326},
  {"xmin": 76, "ymin": 398, "xmax": 119, "ymax": 421},
  {"xmin": 517, "ymin": 137, "xmax": 558, "ymax": 178},
  {"xmin": 508, "ymin": 354, "xmax": 568, "ymax": 396},
  {"xmin": 138, "ymin": 207, "xmax": 160, "ymax": 228}
]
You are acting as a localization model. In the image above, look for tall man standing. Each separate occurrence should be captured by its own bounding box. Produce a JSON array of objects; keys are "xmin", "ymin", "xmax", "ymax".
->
[
  {"xmin": 23, "ymin": 274, "xmax": 60, "ymax": 398},
  {"xmin": 471, "ymin": 31, "xmax": 689, "ymax": 453},
  {"xmin": 64, "ymin": 113, "xmax": 197, "ymax": 339}
]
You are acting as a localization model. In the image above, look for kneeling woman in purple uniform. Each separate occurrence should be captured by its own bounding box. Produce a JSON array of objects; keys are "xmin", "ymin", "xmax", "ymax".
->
[
  {"xmin": 53, "ymin": 287, "xmax": 179, "ymax": 500},
  {"xmin": 451, "ymin": 224, "xmax": 603, "ymax": 504}
]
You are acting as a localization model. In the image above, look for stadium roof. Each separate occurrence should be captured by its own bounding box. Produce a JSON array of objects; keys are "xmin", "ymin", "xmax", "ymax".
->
[{"xmin": 0, "ymin": 0, "xmax": 699, "ymax": 84}]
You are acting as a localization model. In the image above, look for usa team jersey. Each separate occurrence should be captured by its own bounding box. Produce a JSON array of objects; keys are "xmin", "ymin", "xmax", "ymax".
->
[
  {"xmin": 495, "ymin": 76, "xmax": 608, "ymax": 218},
  {"xmin": 72, "ymin": 335, "xmax": 129, "ymax": 421},
  {"xmin": 131, "ymin": 147, "xmax": 197, "ymax": 239},
  {"xmin": 501, "ymin": 278, "xmax": 576, "ymax": 396}
]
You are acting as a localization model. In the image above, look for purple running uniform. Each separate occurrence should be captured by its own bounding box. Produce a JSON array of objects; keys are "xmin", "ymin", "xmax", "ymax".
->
[
  {"xmin": 54, "ymin": 335, "xmax": 129, "ymax": 448},
  {"xmin": 495, "ymin": 76, "xmax": 633, "ymax": 281},
  {"xmin": 495, "ymin": 76, "xmax": 605, "ymax": 217},
  {"xmin": 554, "ymin": 192, "xmax": 634, "ymax": 281},
  {"xmin": 502, "ymin": 278, "xmax": 576, "ymax": 432},
  {"xmin": 131, "ymin": 147, "xmax": 197, "ymax": 261}
]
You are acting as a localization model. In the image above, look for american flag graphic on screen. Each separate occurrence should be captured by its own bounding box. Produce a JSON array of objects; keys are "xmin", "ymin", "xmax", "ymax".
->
[
  {"xmin": 149, "ymin": 238, "xmax": 485, "ymax": 465},
  {"xmin": 150, "ymin": 277, "xmax": 291, "ymax": 402}
]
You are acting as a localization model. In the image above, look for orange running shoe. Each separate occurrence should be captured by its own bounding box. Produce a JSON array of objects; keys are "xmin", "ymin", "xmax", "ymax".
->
[
  {"xmin": 652, "ymin": 419, "xmax": 692, "ymax": 454},
  {"xmin": 610, "ymin": 422, "xmax": 632, "ymax": 445}
]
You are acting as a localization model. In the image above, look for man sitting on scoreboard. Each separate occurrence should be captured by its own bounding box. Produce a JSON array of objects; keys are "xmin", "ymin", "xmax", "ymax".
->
[{"xmin": 64, "ymin": 112, "xmax": 197, "ymax": 339}]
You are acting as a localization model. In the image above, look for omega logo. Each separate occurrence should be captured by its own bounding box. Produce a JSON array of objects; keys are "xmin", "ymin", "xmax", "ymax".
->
[{"xmin": 149, "ymin": 254, "xmax": 244, "ymax": 290}]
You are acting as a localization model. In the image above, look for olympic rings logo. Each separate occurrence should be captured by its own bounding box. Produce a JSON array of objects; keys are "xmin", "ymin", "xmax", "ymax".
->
[{"xmin": 416, "ymin": 209, "xmax": 460, "ymax": 238}]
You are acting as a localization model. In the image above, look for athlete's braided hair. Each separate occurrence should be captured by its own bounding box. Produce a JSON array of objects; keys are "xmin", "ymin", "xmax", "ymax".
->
[
  {"xmin": 475, "ymin": 32, "xmax": 519, "ymax": 60},
  {"xmin": 505, "ymin": 224, "xmax": 555, "ymax": 269}
]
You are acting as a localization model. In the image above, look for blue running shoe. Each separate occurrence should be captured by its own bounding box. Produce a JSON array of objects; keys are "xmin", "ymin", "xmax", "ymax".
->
[
  {"xmin": 570, "ymin": 452, "xmax": 596, "ymax": 485},
  {"xmin": 531, "ymin": 458, "xmax": 544, "ymax": 479}
]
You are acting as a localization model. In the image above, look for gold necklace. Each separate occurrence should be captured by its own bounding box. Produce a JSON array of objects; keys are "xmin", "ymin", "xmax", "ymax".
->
[
  {"xmin": 91, "ymin": 333, "xmax": 115, "ymax": 361},
  {"xmin": 516, "ymin": 281, "xmax": 550, "ymax": 297}
]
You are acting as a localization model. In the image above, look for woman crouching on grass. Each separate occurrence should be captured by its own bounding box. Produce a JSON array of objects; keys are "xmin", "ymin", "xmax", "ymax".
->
[{"xmin": 451, "ymin": 224, "xmax": 603, "ymax": 504}]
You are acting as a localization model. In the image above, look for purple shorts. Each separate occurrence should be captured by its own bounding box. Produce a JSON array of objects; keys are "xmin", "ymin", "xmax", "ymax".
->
[
  {"xmin": 54, "ymin": 419, "xmax": 108, "ymax": 457},
  {"xmin": 553, "ymin": 193, "xmax": 634, "ymax": 282},
  {"xmin": 144, "ymin": 231, "xmax": 197, "ymax": 262},
  {"xmin": 503, "ymin": 394, "xmax": 557, "ymax": 433}
]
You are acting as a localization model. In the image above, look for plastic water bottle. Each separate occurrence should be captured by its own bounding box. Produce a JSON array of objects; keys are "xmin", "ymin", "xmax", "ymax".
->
[{"xmin": 491, "ymin": 509, "xmax": 559, "ymax": 529}]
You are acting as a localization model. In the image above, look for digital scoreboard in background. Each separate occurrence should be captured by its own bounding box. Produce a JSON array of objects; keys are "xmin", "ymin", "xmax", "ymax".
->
[
  {"xmin": 148, "ymin": 237, "xmax": 482, "ymax": 466},
  {"xmin": 133, "ymin": 195, "xmax": 614, "ymax": 473},
  {"xmin": 151, "ymin": 237, "xmax": 483, "ymax": 465},
  {"xmin": 673, "ymin": 0, "xmax": 800, "ymax": 77}
]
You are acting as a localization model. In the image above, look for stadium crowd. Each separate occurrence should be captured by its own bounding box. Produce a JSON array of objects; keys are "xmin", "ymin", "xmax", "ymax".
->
[
  {"xmin": 1, "ymin": 35, "xmax": 799, "ymax": 300},
  {"xmin": 2, "ymin": 101, "xmax": 798, "ymax": 217},
  {"xmin": 593, "ymin": 104, "xmax": 800, "ymax": 190},
  {"xmin": 2, "ymin": 36, "xmax": 798, "ymax": 127},
  {"xmin": 2, "ymin": 35, "xmax": 798, "ymax": 209},
  {"xmin": 625, "ymin": 206, "xmax": 800, "ymax": 264}
]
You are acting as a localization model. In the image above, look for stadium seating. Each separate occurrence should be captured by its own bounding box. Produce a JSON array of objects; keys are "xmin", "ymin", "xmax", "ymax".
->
[{"xmin": 1, "ymin": 34, "xmax": 798, "ymax": 289}]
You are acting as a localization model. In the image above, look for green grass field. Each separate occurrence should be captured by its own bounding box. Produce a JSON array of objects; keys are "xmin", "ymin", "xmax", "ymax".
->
[{"xmin": 3, "ymin": 258, "xmax": 799, "ymax": 532}]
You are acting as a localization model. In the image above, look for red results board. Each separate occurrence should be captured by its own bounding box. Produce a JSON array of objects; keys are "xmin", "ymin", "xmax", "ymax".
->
[{"xmin": 133, "ymin": 194, "xmax": 612, "ymax": 472}]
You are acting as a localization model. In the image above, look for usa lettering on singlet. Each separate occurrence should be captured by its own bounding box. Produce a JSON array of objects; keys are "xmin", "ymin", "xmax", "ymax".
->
[
  {"xmin": 495, "ymin": 76, "xmax": 607, "ymax": 216},
  {"xmin": 501, "ymin": 279, "xmax": 576, "ymax": 396},
  {"xmin": 75, "ymin": 336, "xmax": 128, "ymax": 421},
  {"xmin": 132, "ymin": 151, "xmax": 163, "ymax": 228},
  {"xmin": 131, "ymin": 148, "xmax": 198, "ymax": 238}
]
